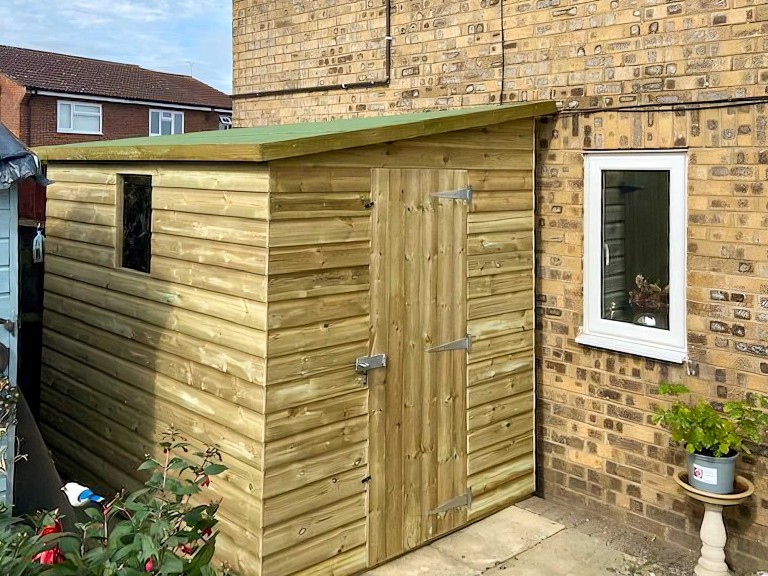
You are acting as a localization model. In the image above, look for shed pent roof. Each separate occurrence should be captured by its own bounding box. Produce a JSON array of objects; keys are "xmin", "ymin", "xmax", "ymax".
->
[{"xmin": 34, "ymin": 102, "xmax": 557, "ymax": 163}]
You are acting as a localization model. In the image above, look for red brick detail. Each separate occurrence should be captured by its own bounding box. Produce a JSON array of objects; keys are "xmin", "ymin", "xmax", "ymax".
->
[
  {"xmin": 0, "ymin": 73, "xmax": 27, "ymax": 138},
  {"xmin": 17, "ymin": 178, "xmax": 46, "ymax": 223}
]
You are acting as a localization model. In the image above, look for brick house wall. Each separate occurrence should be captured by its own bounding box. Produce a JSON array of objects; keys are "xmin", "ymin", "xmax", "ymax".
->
[
  {"xmin": 233, "ymin": 0, "xmax": 768, "ymax": 571},
  {"xmin": 3, "ymin": 92, "xmax": 224, "ymax": 221},
  {"xmin": 25, "ymin": 96, "xmax": 222, "ymax": 147},
  {"xmin": 0, "ymin": 74, "xmax": 28, "ymax": 139}
]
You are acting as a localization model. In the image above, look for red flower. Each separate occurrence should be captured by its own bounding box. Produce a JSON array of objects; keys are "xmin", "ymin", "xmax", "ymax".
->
[
  {"xmin": 145, "ymin": 558, "xmax": 154, "ymax": 572},
  {"xmin": 201, "ymin": 528, "xmax": 212, "ymax": 539},
  {"xmin": 179, "ymin": 544, "xmax": 196, "ymax": 555},
  {"xmin": 38, "ymin": 521, "xmax": 62, "ymax": 537},
  {"xmin": 32, "ymin": 520, "xmax": 64, "ymax": 565},
  {"xmin": 33, "ymin": 548, "xmax": 65, "ymax": 565},
  {"xmin": 200, "ymin": 475, "xmax": 210, "ymax": 487}
]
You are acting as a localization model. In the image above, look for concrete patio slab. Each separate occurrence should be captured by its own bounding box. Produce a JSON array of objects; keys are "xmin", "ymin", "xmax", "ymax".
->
[
  {"xmin": 430, "ymin": 505, "xmax": 565, "ymax": 571},
  {"xmin": 484, "ymin": 530, "xmax": 631, "ymax": 576},
  {"xmin": 363, "ymin": 545, "xmax": 479, "ymax": 576},
  {"xmin": 363, "ymin": 497, "xmax": 701, "ymax": 576}
]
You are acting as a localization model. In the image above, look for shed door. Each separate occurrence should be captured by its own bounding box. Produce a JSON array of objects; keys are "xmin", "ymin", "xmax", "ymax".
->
[
  {"xmin": 0, "ymin": 184, "xmax": 19, "ymax": 506},
  {"xmin": 368, "ymin": 169, "xmax": 469, "ymax": 565}
]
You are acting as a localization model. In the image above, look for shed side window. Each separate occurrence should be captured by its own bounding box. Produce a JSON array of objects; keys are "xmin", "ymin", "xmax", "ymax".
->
[{"xmin": 120, "ymin": 175, "xmax": 152, "ymax": 273}]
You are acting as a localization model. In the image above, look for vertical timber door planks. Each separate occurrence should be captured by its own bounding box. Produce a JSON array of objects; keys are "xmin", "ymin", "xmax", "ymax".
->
[
  {"xmin": 402, "ymin": 169, "xmax": 422, "ymax": 551},
  {"xmin": 438, "ymin": 169, "xmax": 468, "ymax": 538},
  {"xmin": 368, "ymin": 169, "xmax": 469, "ymax": 566}
]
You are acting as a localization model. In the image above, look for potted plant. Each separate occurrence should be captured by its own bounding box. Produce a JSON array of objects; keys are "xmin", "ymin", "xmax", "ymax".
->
[
  {"xmin": 629, "ymin": 275, "xmax": 669, "ymax": 329},
  {"xmin": 652, "ymin": 383, "xmax": 768, "ymax": 494}
]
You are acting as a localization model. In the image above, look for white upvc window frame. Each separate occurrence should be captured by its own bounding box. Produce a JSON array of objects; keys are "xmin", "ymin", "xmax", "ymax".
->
[
  {"xmin": 149, "ymin": 109, "xmax": 184, "ymax": 136},
  {"xmin": 576, "ymin": 150, "xmax": 688, "ymax": 363},
  {"xmin": 56, "ymin": 100, "xmax": 103, "ymax": 135}
]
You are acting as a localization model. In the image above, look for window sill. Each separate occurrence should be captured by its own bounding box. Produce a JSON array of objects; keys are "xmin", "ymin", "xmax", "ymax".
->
[
  {"xmin": 56, "ymin": 130, "xmax": 103, "ymax": 135},
  {"xmin": 575, "ymin": 332, "xmax": 687, "ymax": 363}
]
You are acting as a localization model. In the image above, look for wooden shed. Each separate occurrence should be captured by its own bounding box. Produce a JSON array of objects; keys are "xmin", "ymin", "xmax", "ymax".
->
[{"xmin": 34, "ymin": 102, "xmax": 556, "ymax": 576}]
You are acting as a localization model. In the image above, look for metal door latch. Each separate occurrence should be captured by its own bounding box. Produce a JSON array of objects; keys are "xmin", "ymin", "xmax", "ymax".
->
[
  {"xmin": 1, "ymin": 318, "xmax": 15, "ymax": 334},
  {"xmin": 355, "ymin": 354, "xmax": 387, "ymax": 374}
]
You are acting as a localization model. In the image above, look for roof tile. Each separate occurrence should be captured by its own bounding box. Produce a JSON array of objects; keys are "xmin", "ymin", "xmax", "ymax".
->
[{"xmin": 0, "ymin": 45, "xmax": 231, "ymax": 110}]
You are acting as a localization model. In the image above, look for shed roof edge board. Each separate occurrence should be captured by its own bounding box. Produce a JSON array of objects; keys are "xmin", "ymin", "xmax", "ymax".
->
[{"xmin": 34, "ymin": 101, "xmax": 557, "ymax": 163}]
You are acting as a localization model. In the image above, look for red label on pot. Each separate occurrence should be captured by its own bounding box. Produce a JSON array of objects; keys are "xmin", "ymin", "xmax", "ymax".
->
[{"xmin": 693, "ymin": 464, "xmax": 717, "ymax": 485}]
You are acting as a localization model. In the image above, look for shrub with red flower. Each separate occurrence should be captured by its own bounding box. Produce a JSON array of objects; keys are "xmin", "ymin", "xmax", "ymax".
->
[
  {"xmin": 0, "ymin": 428, "xmax": 231, "ymax": 576},
  {"xmin": 31, "ymin": 519, "xmax": 64, "ymax": 565}
]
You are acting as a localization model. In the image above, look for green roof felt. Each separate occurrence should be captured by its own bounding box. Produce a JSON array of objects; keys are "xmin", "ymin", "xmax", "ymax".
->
[{"xmin": 34, "ymin": 101, "xmax": 557, "ymax": 163}]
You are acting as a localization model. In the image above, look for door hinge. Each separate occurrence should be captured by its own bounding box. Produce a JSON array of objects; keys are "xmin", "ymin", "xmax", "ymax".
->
[
  {"xmin": 431, "ymin": 185, "xmax": 472, "ymax": 204},
  {"xmin": 355, "ymin": 353, "xmax": 387, "ymax": 374},
  {"xmin": 429, "ymin": 488, "xmax": 472, "ymax": 515},
  {"xmin": 426, "ymin": 334, "xmax": 472, "ymax": 353}
]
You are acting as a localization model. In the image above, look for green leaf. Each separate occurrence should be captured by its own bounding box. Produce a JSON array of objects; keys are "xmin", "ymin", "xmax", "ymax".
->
[
  {"xmin": 138, "ymin": 458, "xmax": 162, "ymax": 471},
  {"xmin": 185, "ymin": 537, "xmax": 217, "ymax": 576},
  {"xmin": 158, "ymin": 551, "xmax": 185, "ymax": 575},
  {"xmin": 167, "ymin": 457, "xmax": 194, "ymax": 472},
  {"xmin": 203, "ymin": 464, "xmax": 227, "ymax": 476},
  {"xmin": 83, "ymin": 507, "xmax": 104, "ymax": 522}
]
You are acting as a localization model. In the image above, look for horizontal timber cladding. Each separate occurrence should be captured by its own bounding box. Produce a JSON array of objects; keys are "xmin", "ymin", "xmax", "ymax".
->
[
  {"xmin": 40, "ymin": 114, "xmax": 537, "ymax": 576},
  {"xmin": 259, "ymin": 117, "xmax": 536, "ymax": 575},
  {"xmin": 261, "ymin": 162, "xmax": 373, "ymax": 576},
  {"xmin": 41, "ymin": 162, "xmax": 271, "ymax": 576},
  {"xmin": 465, "ymin": 155, "xmax": 536, "ymax": 520}
]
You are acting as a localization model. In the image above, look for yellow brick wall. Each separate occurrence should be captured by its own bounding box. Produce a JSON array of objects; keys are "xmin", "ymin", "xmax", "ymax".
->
[
  {"xmin": 233, "ymin": 1, "xmax": 768, "ymax": 570},
  {"xmin": 536, "ymin": 105, "xmax": 768, "ymax": 571}
]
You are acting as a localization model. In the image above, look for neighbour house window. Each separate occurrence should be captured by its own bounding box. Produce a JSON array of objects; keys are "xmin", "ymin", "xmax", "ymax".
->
[
  {"xmin": 149, "ymin": 110, "xmax": 184, "ymax": 136},
  {"xmin": 576, "ymin": 151, "xmax": 687, "ymax": 363},
  {"xmin": 119, "ymin": 175, "xmax": 152, "ymax": 273},
  {"xmin": 57, "ymin": 101, "xmax": 102, "ymax": 134}
]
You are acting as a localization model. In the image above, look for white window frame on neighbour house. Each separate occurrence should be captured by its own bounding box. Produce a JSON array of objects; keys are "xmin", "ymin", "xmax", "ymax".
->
[
  {"xmin": 149, "ymin": 109, "xmax": 184, "ymax": 136},
  {"xmin": 575, "ymin": 151, "xmax": 688, "ymax": 363},
  {"xmin": 56, "ymin": 100, "xmax": 102, "ymax": 134}
]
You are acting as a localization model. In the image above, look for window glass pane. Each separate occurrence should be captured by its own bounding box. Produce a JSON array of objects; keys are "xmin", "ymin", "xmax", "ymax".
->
[
  {"xmin": 121, "ymin": 175, "xmax": 152, "ymax": 273},
  {"xmin": 73, "ymin": 104, "xmax": 100, "ymax": 115},
  {"xmin": 58, "ymin": 103, "xmax": 72, "ymax": 129},
  {"xmin": 73, "ymin": 114, "xmax": 100, "ymax": 133},
  {"xmin": 150, "ymin": 111, "xmax": 160, "ymax": 135},
  {"xmin": 160, "ymin": 118, "xmax": 172, "ymax": 135},
  {"xmin": 601, "ymin": 170, "xmax": 670, "ymax": 330},
  {"xmin": 173, "ymin": 112, "xmax": 184, "ymax": 134}
]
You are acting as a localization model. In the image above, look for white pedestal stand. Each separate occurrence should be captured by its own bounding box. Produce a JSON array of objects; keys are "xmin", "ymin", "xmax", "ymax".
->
[{"xmin": 674, "ymin": 471, "xmax": 754, "ymax": 576}]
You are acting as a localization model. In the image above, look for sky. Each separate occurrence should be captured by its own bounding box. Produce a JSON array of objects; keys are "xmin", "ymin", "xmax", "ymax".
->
[{"xmin": 0, "ymin": 0, "xmax": 233, "ymax": 94}]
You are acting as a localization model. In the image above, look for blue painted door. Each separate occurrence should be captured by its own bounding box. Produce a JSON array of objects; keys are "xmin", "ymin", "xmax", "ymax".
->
[{"xmin": 0, "ymin": 183, "xmax": 19, "ymax": 506}]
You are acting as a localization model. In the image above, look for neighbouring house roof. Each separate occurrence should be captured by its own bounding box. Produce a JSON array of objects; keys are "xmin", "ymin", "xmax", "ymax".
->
[
  {"xmin": 0, "ymin": 122, "xmax": 49, "ymax": 189},
  {"xmin": 34, "ymin": 102, "xmax": 557, "ymax": 163},
  {"xmin": 0, "ymin": 45, "xmax": 231, "ymax": 110}
]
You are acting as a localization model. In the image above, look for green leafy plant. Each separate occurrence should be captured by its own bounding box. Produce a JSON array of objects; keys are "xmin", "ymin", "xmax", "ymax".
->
[
  {"xmin": 2, "ymin": 428, "xmax": 231, "ymax": 575},
  {"xmin": 652, "ymin": 382, "xmax": 768, "ymax": 457},
  {"xmin": 0, "ymin": 511, "xmax": 64, "ymax": 576}
]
